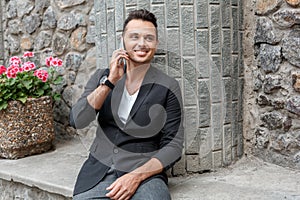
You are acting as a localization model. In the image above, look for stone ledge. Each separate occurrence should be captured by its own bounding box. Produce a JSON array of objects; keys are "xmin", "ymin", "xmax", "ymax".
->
[{"xmin": 0, "ymin": 137, "xmax": 88, "ymax": 198}]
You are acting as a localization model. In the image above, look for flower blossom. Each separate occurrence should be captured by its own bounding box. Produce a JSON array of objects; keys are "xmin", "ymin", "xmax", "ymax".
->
[
  {"xmin": 9, "ymin": 56, "xmax": 21, "ymax": 66},
  {"xmin": 45, "ymin": 56, "xmax": 53, "ymax": 67},
  {"xmin": 6, "ymin": 65, "xmax": 20, "ymax": 78},
  {"xmin": 23, "ymin": 51, "xmax": 34, "ymax": 58},
  {"xmin": 0, "ymin": 65, "xmax": 6, "ymax": 75},
  {"xmin": 22, "ymin": 62, "xmax": 36, "ymax": 71},
  {"xmin": 45, "ymin": 56, "xmax": 63, "ymax": 67},
  {"xmin": 34, "ymin": 69, "xmax": 48, "ymax": 82}
]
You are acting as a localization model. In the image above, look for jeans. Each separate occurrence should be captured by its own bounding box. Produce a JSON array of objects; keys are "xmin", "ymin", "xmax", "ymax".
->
[{"xmin": 73, "ymin": 172, "xmax": 171, "ymax": 200}]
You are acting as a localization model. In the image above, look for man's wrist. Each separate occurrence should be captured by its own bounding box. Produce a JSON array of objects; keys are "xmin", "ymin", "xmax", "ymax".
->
[{"xmin": 100, "ymin": 76, "xmax": 114, "ymax": 90}]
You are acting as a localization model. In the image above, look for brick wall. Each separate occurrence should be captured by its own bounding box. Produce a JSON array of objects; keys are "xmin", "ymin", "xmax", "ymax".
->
[{"xmin": 94, "ymin": 0, "xmax": 245, "ymax": 174}]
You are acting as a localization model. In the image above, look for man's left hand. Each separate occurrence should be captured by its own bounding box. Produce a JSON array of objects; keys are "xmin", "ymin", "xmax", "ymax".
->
[{"xmin": 106, "ymin": 172, "xmax": 142, "ymax": 200}]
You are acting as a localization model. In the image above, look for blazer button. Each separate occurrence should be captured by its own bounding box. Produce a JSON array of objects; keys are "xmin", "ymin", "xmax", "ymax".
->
[{"xmin": 113, "ymin": 148, "xmax": 119, "ymax": 154}]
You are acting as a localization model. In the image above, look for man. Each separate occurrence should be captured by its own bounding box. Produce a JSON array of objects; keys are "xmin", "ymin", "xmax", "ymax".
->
[{"xmin": 71, "ymin": 9, "xmax": 184, "ymax": 200}]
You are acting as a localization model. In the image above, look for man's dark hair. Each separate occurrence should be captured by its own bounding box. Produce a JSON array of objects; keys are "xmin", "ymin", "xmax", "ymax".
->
[{"xmin": 123, "ymin": 9, "xmax": 157, "ymax": 32}]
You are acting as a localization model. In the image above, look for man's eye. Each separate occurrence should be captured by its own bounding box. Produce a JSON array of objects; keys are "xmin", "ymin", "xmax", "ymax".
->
[
  {"xmin": 130, "ymin": 35, "xmax": 139, "ymax": 40},
  {"xmin": 145, "ymin": 36, "xmax": 155, "ymax": 42}
]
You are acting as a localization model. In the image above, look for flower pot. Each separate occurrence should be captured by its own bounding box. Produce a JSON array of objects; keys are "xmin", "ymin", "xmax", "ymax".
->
[{"xmin": 0, "ymin": 96, "xmax": 55, "ymax": 159}]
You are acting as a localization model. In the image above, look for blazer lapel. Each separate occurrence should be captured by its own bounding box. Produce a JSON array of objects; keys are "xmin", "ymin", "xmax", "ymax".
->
[{"xmin": 126, "ymin": 66, "xmax": 157, "ymax": 124}]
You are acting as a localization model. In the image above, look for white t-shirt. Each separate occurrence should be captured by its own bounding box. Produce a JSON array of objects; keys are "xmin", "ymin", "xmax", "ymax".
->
[{"xmin": 118, "ymin": 86, "xmax": 139, "ymax": 124}]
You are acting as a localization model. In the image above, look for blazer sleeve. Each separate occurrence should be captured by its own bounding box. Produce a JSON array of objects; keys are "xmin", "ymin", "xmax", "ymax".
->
[
  {"xmin": 69, "ymin": 68, "xmax": 105, "ymax": 129},
  {"xmin": 152, "ymin": 80, "xmax": 184, "ymax": 171}
]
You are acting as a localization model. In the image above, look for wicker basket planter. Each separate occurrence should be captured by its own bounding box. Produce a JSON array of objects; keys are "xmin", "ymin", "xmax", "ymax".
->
[{"xmin": 0, "ymin": 96, "xmax": 55, "ymax": 159}]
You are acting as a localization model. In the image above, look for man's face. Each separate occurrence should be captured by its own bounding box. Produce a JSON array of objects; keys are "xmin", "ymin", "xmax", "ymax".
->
[{"xmin": 123, "ymin": 19, "xmax": 158, "ymax": 66}]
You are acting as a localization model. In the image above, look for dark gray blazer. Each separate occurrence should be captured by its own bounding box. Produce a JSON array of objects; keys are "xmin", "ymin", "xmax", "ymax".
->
[{"xmin": 70, "ymin": 66, "xmax": 184, "ymax": 195}]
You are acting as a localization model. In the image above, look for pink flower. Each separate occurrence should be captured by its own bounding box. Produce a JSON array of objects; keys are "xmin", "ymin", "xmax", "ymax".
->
[
  {"xmin": 34, "ymin": 69, "xmax": 48, "ymax": 82},
  {"xmin": 45, "ymin": 56, "xmax": 53, "ymax": 67},
  {"xmin": 9, "ymin": 56, "xmax": 21, "ymax": 66},
  {"xmin": 57, "ymin": 59, "xmax": 63, "ymax": 67},
  {"xmin": 23, "ymin": 51, "xmax": 34, "ymax": 58},
  {"xmin": 6, "ymin": 65, "xmax": 20, "ymax": 78},
  {"xmin": 0, "ymin": 65, "xmax": 6, "ymax": 75},
  {"xmin": 45, "ymin": 56, "xmax": 63, "ymax": 67},
  {"xmin": 22, "ymin": 62, "xmax": 36, "ymax": 71}
]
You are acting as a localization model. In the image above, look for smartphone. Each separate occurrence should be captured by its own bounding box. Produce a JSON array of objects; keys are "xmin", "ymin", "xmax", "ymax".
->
[{"xmin": 119, "ymin": 38, "xmax": 127, "ymax": 73}]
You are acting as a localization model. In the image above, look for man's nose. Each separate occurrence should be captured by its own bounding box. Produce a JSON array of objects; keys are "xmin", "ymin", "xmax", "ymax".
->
[{"xmin": 137, "ymin": 37, "xmax": 146, "ymax": 46}]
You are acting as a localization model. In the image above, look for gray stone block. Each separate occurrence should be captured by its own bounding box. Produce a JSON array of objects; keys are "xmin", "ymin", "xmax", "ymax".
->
[
  {"xmin": 222, "ymin": 30, "xmax": 232, "ymax": 77},
  {"xmin": 239, "ymin": 32, "xmax": 244, "ymax": 76},
  {"xmin": 183, "ymin": 57, "xmax": 196, "ymax": 90},
  {"xmin": 223, "ymin": 124, "xmax": 232, "ymax": 166},
  {"xmin": 213, "ymin": 151, "xmax": 222, "ymax": 169},
  {"xmin": 238, "ymin": 78, "xmax": 244, "ymax": 121},
  {"xmin": 197, "ymin": 30, "xmax": 210, "ymax": 79},
  {"xmin": 232, "ymin": 102, "xmax": 238, "ymax": 146},
  {"xmin": 184, "ymin": 77, "xmax": 197, "ymax": 106},
  {"xmin": 186, "ymin": 155, "xmax": 200, "ymax": 172},
  {"xmin": 210, "ymin": 5, "xmax": 221, "ymax": 54},
  {"xmin": 198, "ymin": 80, "xmax": 211, "ymax": 127},
  {"xmin": 107, "ymin": 9, "xmax": 116, "ymax": 56},
  {"xmin": 221, "ymin": 0, "xmax": 231, "ymax": 28},
  {"xmin": 137, "ymin": 0, "xmax": 150, "ymax": 10},
  {"xmin": 282, "ymin": 30, "xmax": 300, "ymax": 67},
  {"xmin": 152, "ymin": 5, "xmax": 166, "ymax": 49},
  {"xmin": 211, "ymin": 57, "xmax": 223, "ymax": 103},
  {"xmin": 232, "ymin": 56, "xmax": 239, "ymax": 101},
  {"xmin": 185, "ymin": 107, "xmax": 199, "ymax": 154},
  {"xmin": 199, "ymin": 128, "xmax": 213, "ymax": 170},
  {"xmin": 196, "ymin": 0, "xmax": 208, "ymax": 28},
  {"xmin": 223, "ymin": 78, "xmax": 233, "ymax": 124},
  {"xmin": 115, "ymin": 0, "xmax": 125, "ymax": 31},
  {"xmin": 166, "ymin": 0, "xmax": 179, "ymax": 27},
  {"xmin": 197, "ymin": 30, "xmax": 209, "ymax": 52},
  {"xmin": 255, "ymin": 17, "xmax": 281, "ymax": 45},
  {"xmin": 181, "ymin": 6, "xmax": 195, "ymax": 55},
  {"xmin": 257, "ymin": 44, "xmax": 282, "ymax": 73},
  {"xmin": 212, "ymin": 103, "xmax": 223, "ymax": 150},
  {"xmin": 238, "ymin": 0, "xmax": 244, "ymax": 30}
]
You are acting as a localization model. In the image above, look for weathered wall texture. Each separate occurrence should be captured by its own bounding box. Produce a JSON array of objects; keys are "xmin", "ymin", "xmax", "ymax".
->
[
  {"xmin": 244, "ymin": 0, "xmax": 300, "ymax": 169},
  {"xmin": 94, "ymin": 0, "xmax": 245, "ymax": 174}
]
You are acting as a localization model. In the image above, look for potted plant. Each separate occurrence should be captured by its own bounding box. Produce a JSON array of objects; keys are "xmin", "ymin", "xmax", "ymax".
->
[{"xmin": 0, "ymin": 52, "xmax": 63, "ymax": 159}]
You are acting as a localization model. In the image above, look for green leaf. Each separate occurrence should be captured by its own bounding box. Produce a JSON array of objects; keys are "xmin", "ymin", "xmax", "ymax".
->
[
  {"xmin": 53, "ymin": 76, "xmax": 63, "ymax": 85},
  {"xmin": 35, "ymin": 89, "xmax": 44, "ymax": 97},
  {"xmin": 0, "ymin": 101, "xmax": 8, "ymax": 110},
  {"xmin": 53, "ymin": 93, "xmax": 61, "ymax": 101},
  {"xmin": 17, "ymin": 96, "xmax": 27, "ymax": 104},
  {"xmin": 23, "ymin": 80, "xmax": 33, "ymax": 90}
]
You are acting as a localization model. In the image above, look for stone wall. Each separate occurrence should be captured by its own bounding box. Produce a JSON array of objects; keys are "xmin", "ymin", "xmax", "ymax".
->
[
  {"xmin": 0, "ymin": 179, "xmax": 71, "ymax": 200},
  {"xmin": 0, "ymin": 0, "xmax": 96, "ymax": 139},
  {"xmin": 244, "ymin": 0, "xmax": 300, "ymax": 169},
  {"xmin": 94, "ymin": 0, "xmax": 245, "ymax": 174}
]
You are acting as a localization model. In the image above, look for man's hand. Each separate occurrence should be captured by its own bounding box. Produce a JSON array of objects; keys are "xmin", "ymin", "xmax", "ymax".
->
[
  {"xmin": 105, "ymin": 172, "xmax": 141, "ymax": 200},
  {"xmin": 108, "ymin": 49, "xmax": 129, "ymax": 85},
  {"xmin": 105, "ymin": 158, "xmax": 163, "ymax": 200}
]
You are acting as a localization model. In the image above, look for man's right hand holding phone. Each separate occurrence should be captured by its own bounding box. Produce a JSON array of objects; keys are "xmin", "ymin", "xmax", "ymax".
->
[{"xmin": 108, "ymin": 48, "xmax": 129, "ymax": 85}]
